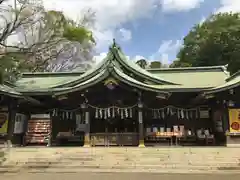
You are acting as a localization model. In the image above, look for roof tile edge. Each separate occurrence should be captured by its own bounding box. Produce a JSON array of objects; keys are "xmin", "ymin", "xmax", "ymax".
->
[{"xmin": 146, "ymin": 65, "xmax": 228, "ymax": 72}]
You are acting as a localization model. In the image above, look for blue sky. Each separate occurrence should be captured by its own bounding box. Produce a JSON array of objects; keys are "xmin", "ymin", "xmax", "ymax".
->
[
  {"xmin": 121, "ymin": 0, "xmax": 220, "ymax": 62},
  {"xmin": 43, "ymin": 0, "xmax": 239, "ymax": 64}
]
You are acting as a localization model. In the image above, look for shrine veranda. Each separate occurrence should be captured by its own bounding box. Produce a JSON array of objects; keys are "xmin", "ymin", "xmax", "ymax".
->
[{"xmin": 0, "ymin": 41, "xmax": 239, "ymax": 147}]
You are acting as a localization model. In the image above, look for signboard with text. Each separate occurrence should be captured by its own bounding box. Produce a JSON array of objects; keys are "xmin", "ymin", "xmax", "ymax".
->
[{"xmin": 228, "ymin": 109, "xmax": 240, "ymax": 133}]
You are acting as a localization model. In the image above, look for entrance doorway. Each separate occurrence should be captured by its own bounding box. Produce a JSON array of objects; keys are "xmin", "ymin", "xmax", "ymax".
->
[{"xmin": 90, "ymin": 107, "xmax": 139, "ymax": 146}]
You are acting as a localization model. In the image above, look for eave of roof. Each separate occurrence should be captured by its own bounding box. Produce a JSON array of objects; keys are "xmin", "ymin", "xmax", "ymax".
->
[
  {"xmin": 0, "ymin": 84, "xmax": 41, "ymax": 104},
  {"xmin": 22, "ymin": 71, "xmax": 85, "ymax": 77},
  {"xmin": 146, "ymin": 65, "xmax": 229, "ymax": 73},
  {"xmin": 0, "ymin": 84, "xmax": 23, "ymax": 98},
  {"xmin": 203, "ymin": 70, "xmax": 240, "ymax": 95},
  {"xmin": 52, "ymin": 67, "xmax": 170, "ymax": 98}
]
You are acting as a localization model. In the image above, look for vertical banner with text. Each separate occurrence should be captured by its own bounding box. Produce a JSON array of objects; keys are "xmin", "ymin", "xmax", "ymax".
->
[
  {"xmin": 0, "ymin": 113, "xmax": 8, "ymax": 134},
  {"xmin": 228, "ymin": 109, "xmax": 240, "ymax": 133}
]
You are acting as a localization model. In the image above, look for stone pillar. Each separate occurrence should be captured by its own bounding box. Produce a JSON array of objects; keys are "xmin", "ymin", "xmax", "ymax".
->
[
  {"xmin": 82, "ymin": 103, "xmax": 90, "ymax": 147},
  {"xmin": 7, "ymin": 99, "xmax": 17, "ymax": 147},
  {"xmin": 47, "ymin": 112, "xmax": 53, "ymax": 147},
  {"xmin": 138, "ymin": 102, "xmax": 145, "ymax": 147}
]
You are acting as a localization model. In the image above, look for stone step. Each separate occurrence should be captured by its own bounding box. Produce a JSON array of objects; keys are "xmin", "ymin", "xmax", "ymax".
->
[
  {"xmin": 7, "ymin": 151, "xmax": 239, "ymax": 156},
  {"xmin": 6, "ymin": 155, "xmax": 239, "ymax": 161},
  {"xmin": 4, "ymin": 160, "xmax": 240, "ymax": 168},
  {"xmin": 5, "ymin": 159, "xmax": 239, "ymax": 165},
  {"xmin": 5, "ymin": 157, "xmax": 239, "ymax": 163},
  {"xmin": 1, "ymin": 164, "xmax": 240, "ymax": 173},
  {"xmin": 4, "ymin": 147, "xmax": 240, "ymax": 168}
]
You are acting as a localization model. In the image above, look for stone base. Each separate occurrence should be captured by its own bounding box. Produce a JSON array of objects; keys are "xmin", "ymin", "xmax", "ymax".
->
[
  {"xmin": 83, "ymin": 144, "xmax": 91, "ymax": 147},
  {"xmin": 226, "ymin": 143, "xmax": 240, "ymax": 147},
  {"xmin": 226, "ymin": 135, "xmax": 240, "ymax": 147},
  {"xmin": 138, "ymin": 140, "xmax": 145, "ymax": 147},
  {"xmin": 83, "ymin": 134, "xmax": 90, "ymax": 147},
  {"xmin": 6, "ymin": 140, "xmax": 12, "ymax": 148},
  {"xmin": 83, "ymin": 139, "xmax": 91, "ymax": 147}
]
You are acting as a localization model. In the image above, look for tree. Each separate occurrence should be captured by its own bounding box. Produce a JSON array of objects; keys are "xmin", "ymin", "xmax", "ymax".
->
[
  {"xmin": 136, "ymin": 59, "xmax": 147, "ymax": 69},
  {"xmin": 169, "ymin": 59, "xmax": 191, "ymax": 68},
  {"xmin": 0, "ymin": 0, "xmax": 95, "ymax": 82},
  {"xmin": 149, "ymin": 61, "xmax": 162, "ymax": 68},
  {"xmin": 17, "ymin": 7, "xmax": 96, "ymax": 72},
  {"xmin": 177, "ymin": 12, "xmax": 240, "ymax": 74}
]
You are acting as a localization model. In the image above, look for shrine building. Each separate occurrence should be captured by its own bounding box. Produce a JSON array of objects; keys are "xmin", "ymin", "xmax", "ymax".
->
[{"xmin": 0, "ymin": 41, "xmax": 239, "ymax": 147}]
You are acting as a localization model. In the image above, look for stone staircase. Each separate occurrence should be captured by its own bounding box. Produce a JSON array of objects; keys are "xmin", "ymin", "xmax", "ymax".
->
[{"xmin": 1, "ymin": 147, "xmax": 240, "ymax": 173}]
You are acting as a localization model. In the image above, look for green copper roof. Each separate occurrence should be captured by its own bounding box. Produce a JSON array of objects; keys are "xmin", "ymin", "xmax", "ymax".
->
[
  {"xmin": 15, "ymin": 42, "xmax": 177, "ymax": 90},
  {"xmin": 147, "ymin": 66, "xmax": 229, "ymax": 88},
  {"xmin": 0, "ymin": 84, "xmax": 40, "ymax": 104},
  {"xmin": 0, "ymin": 84, "xmax": 22, "ymax": 97},
  {"xmin": 53, "ymin": 67, "xmax": 170, "ymax": 98},
  {"xmin": 111, "ymin": 45, "xmax": 176, "ymax": 85},
  {"xmin": 12, "ymin": 42, "xmax": 231, "ymax": 95},
  {"xmin": 204, "ymin": 70, "xmax": 240, "ymax": 95}
]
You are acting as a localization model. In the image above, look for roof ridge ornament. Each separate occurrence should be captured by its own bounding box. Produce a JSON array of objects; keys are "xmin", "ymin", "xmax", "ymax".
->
[
  {"xmin": 113, "ymin": 38, "xmax": 116, "ymax": 47},
  {"xmin": 111, "ymin": 38, "xmax": 121, "ymax": 50}
]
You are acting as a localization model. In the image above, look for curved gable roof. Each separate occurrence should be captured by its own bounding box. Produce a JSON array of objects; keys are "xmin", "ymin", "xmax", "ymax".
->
[{"xmin": 15, "ymin": 41, "xmax": 176, "ymax": 90}]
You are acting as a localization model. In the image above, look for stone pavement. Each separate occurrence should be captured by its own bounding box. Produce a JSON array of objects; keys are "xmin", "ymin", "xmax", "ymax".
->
[
  {"xmin": 1, "ymin": 147, "xmax": 240, "ymax": 173},
  {"xmin": 1, "ymin": 172, "xmax": 240, "ymax": 180}
]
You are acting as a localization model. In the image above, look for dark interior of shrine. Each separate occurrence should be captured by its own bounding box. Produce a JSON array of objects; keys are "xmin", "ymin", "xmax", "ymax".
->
[{"xmin": 86, "ymin": 81, "xmax": 139, "ymax": 133}]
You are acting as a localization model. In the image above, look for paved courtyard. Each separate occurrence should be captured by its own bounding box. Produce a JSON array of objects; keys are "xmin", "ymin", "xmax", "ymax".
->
[{"xmin": 1, "ymin": 172, "xmax": 240, "ymax": 180}]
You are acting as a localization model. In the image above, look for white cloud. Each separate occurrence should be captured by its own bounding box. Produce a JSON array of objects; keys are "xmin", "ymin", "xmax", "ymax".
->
[
  {"xmin": 133, "ymin": 55, "xmax": 146, "ymax": 61},
  {"xmin": 150, "ymin": 40, "xmax": 182, "ymax": 65},
  {"xmin": 118, "ymin": 28, "xmax": 132, "ymax": 41},
  {"xmin": 42, "ymin": 0, "xmax": 157, "ymax": 52},
  {"xmin": 93, "ymin": 52, "xmax": 107, "ymax": 64},
  {"xmin": 93, "ymin": 52, "xmax": 130, "ymax": 64},
  {"xmin": 42, "ymin": 0, "xmax": 203, "ymax": 52},
  {"xmin": 160, "ymin": 0, "xmax": 204, "ymax": 12},
  {"xmin": 1, "ymin": 0, "xmax": 204, "ymax": 65},
  {"xmin": 131, "ymin": 39, "xmax": 182, "ymax": 65},
  {"xmin": 216, "ymin": 0, "xmax": 240, "ymax": 13}
]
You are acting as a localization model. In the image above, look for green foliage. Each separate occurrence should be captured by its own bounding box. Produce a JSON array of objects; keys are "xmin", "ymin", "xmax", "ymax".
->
[
  {"xmin": 149, "ymin": 61, "xmax": 162, "ymax": 68},
  {"xmin": 0, "ymin": 4, "xmax": 95, "ymax": 83},
  {"xmin": 0, "ymin": 53, "xmax": 27, "ymax": 83},
  {"xmin": 136, "ymin": 59, "xmax": 147, "ymax": 69},
  {"xmin": 177, "ymin": 12, "xmax": 240, "ymax": 74},
  {"xmin": 169, "ymin": 60, "xmax": 192, "ymax": 68},
  {"xmin": 63, "ymin": 25, "xmax": 95, "ymax": 44}
]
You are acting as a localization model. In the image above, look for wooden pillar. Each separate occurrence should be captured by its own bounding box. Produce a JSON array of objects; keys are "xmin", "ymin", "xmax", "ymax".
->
[
  {"xmin": 138, "ymin": 102, "xmax": 145, "ymax": 147},
  {"xmin": 82, "ymin": 103, "xmax": 90, "ymax": 147},
  {"xmin": 7, "ymin": 99, "xmax": 17, "ymax": 147}
]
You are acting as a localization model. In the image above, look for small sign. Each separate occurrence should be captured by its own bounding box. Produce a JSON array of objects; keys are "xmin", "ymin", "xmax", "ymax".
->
[
  {"xmin": 199, "ymin": 110, "xmax": 209, "ymax": 119},
  {"xmin": 31, "ymin": 114, "xmax": 50, "ymax": 119}
]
